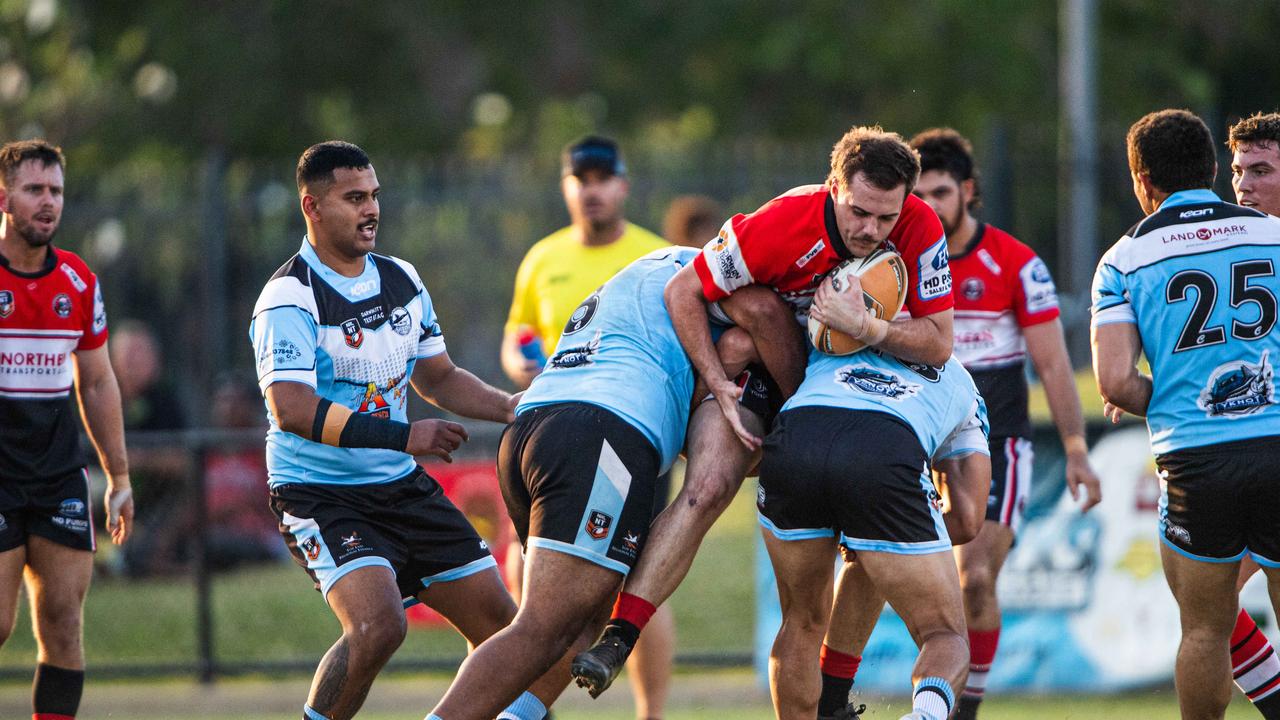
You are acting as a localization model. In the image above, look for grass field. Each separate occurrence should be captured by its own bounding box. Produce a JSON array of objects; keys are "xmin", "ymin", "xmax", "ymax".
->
[
  {"xmin": 2, "ymin": 672, "xmax": 1258, "ymax": 719},
  {"xmin": 0, "ymin": 451, "xmax": 1259, "ymax": 718},
  {"xmin": 0, "ymin": 468, "xmax": 758, "ymax": 669}
]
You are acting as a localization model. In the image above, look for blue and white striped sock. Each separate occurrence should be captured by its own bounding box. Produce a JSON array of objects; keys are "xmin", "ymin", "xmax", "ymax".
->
[
  {"xmin": 496, "ymin": 691, "xmax": 547, "ymax": 720},
  {"xmin": 912, "ymin": 676, "xmax": 955, "ymax": 720},
  {"xmin": 303, "ymin": 705, "xmax": 330, "ymax": 720}
]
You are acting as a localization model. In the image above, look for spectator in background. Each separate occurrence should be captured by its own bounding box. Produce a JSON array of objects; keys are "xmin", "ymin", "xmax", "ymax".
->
[
  {"xmin": 202, "ymin": 375, "xmax": 281, "ymax": 570},
  {"xmin": 110, "ymin": 320, "xmax": 189, "ymax": 576},
  {"xmin": 500, "ymin": 135, "xmax": 675, "ymax": 720},
  {"xmin": 663, "ymin": 194, "xmax": 724, "ymax": 248}
]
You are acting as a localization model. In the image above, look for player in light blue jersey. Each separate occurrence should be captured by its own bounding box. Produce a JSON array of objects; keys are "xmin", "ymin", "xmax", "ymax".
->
[
  {"xmin": 427, "ymin": 246, "xmax": 726, "ymax": 720},
  {"xmin": 758, "ymin": 345, "xmax": 990, "ymax": 720},
  {"xmin": 1093, "ymin": 110, "xmax": 1280, "ymax": 720},
  {"xmin": 250, "ymin": 142, "xmax": 564, "ymax": 720}
]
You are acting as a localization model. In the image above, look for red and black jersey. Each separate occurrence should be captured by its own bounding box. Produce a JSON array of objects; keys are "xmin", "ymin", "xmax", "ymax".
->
[
  {"xmin": 950, "ymin": 223, "xmax": 1059, "ymax": 437},
  {"xmin": 692, "ymin": 186, "xmax": 953, "ymax": 322},
  {"xmin": 0, "ymin": 246, "xmax": 108, "ymax": 479}
]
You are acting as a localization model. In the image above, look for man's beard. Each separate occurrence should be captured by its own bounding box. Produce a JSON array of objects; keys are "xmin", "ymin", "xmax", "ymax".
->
[
  {"xmin": 14, "ymin": 216, "xmax": 56, "ymax": 247},
  {"xmin": 941, "ymin": 206, "xmax": 964, "ymax": 239}
]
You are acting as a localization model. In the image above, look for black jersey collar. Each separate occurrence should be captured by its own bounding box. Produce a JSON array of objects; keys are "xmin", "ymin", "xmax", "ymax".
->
[
  {"xmin": 824, "ymin": 192, "xmax": 853, "ymax": 260},
  {"xmin": 0, "ymin": 244, "xmax": 56, "ymax": 278},
  {"xmin": 947, "ymin": 223, "xmax": 987, "ymax": 262}
]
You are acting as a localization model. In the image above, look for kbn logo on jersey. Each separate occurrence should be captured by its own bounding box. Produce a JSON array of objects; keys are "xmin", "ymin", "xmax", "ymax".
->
[
  {"xmin": 0, "ymin": 290, "xmax": 12, "ymax": 318},
  {"xmin": 1198, "ymin": 351, "xmax": 1274, "ymax": 418},
  {"xmin": 836, "ymin": 365, "xmax": 920, "ymax": 400}
]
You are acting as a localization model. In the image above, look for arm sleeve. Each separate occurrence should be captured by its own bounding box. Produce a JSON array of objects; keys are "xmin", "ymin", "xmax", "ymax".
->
[
  {"xmin": 417, "ymin": 287, "xmax": 447, "ymax": 358},
  {"xmin": 936, "ymin": 397, "xmax": 990, "ymax": 460},
  {"xmin": 251, "ymin": 305, "xmax": 318, "ymax": 391},
  {"xmin": 691, "ymin": 216, "xmax": 756, "ymax": 302},
  {"xmin": 77, "ymin": 272, "xmax": 109, "ymax": 351},
  {"xmin": 892, "ymin": 195, "xmax": 954, "ymax": 317},
  {"xmin": 503, "ymin": 250, "xmax": 539, "ymax": 334},
  {"xmin": 1012, "ymin": 248, "xmax": 1061, "ymax": 327},
  {"xmin": 1091, "ymin": 256, "xmax": 1136, "ymax": 327}
]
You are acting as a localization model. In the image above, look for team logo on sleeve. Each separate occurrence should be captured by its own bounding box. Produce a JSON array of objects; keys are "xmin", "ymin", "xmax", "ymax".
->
[
  {"xmin": 1198, "ymin": 351, "xmax": 1274, "ymax": 418},
  {"xmin": 918, "ymin": 238, "xmax": 952, "ymax": 300},
  {"xmin": 52, "ymin": 293, "xmax": 72, "ymax": 318},
  {"xmin": 836, "ymin": 365, "xmax": 920, "ymax": 400},
  {"xmin": 0, "ymin": 290, "xmax": 12, "ymax": 318},
  {"xmin": 341, "ymin": 318, "xmax": 363, "ymax": 348},
  {"xmin": 1020, "ymin": 258, "xmax": 1059, "ymax": 314},
  {"xmin": 389, "ymin": 306, "xmax": 412, "ymax": 335},
  {"xmin": 585, "ymin": 510, "xmax": 613, "ymax": 540},
  {"xmin": 91, "ymin": 283, "xmax": 107, "ymax": 334},
  {"xmin": 563, "ymin": 292, "xmax": 600, "ymax": 335}
]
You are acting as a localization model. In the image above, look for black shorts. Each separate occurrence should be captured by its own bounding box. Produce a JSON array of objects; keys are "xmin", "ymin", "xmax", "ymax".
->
[
  {"xmin": 1156, "ymin": 435, "xmax": 1280, "ymax": 564},
  {"xmin": 985, "ymin": 436, "xmax": 1033, "ymax": 533},
  {"xmin": 758, "ymin": 406, "xmax": 950, "ymax": 555},
  {"xmin": 270, "ymin": 467, "xmax": 496, "ymax": 601},
  {"xmin": 735, "ymin": 363, "xmax": 785, "ymax": 429},
  {"xmin": 498, "ymin": 402, "xmax": 660, "ymax": 575},
  {"xmin": 0, "ymin": 468, "xmax": 95, "ymax": 553}
]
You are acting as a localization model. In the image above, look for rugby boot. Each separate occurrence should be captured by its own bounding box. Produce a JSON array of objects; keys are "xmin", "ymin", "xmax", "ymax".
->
[
  {"xmin": 570, "ymin": 626, "xmax": 634, "ymax": 698},
  {"xmin": 819, "ymin": 701, "xmax": 867, "ymax": 720}
]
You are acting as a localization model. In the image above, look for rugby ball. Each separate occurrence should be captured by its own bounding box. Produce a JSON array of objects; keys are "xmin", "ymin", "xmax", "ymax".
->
[{"xmin": 808, "ymin": 248, "xmax": 909, "ymax": 355}]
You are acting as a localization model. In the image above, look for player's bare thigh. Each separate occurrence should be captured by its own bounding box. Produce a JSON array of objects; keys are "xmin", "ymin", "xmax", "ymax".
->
[
  {"xmin": 23, "ymin": 535, "xmax": 93, "ymax": 664},
  {"xmin": 0, "ymin": 545, "xmax": 26, "ymax": 643},
  {"xmin": 856, "ymin": 548, "xmax": 965, "ymax": 640}
]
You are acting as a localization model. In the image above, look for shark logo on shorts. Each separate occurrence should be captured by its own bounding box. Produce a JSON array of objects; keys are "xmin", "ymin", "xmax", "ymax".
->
[
  {"xmin": 1198, "ymin": 351, "xmax": 1274, "ymax": 418},
  {"xmin": 836, "ymin": 365, "xmax": 920, "ymax": 401}
]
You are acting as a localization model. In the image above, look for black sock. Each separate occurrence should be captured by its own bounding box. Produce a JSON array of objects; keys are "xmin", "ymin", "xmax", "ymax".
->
[
  {"xmin": 819, "ymin": 673, "xmax": 854, "ymax": 716},
  {"xmin": 1256, "ymin": 692, "xmax": 1280, "ymax": 720},
  {"xmin": 605, "ymin": 618, "xmax": 641, "ymax": 648},
  {"xmin": 954, "ymin": 695, "xmax": 981, "ymax": 720},
  {"xmin": 33, "ymin": 663, "xmax": 84, "ymax": 717}
]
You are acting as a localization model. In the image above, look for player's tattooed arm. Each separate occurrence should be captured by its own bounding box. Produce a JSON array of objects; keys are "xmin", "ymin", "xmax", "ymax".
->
[{"xmin": 1091, "ymin": 321, "xmax": 1152, "ymax": 418}]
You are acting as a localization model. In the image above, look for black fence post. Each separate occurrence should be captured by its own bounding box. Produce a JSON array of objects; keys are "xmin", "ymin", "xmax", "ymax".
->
[{"xmin": 193, "ymin": 439, "xmax": 215, "ymax": 684}]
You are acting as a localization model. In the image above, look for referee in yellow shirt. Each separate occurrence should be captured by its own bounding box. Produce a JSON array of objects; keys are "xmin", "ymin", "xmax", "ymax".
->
[
  {"xmin": 501, "ymin": 136, "xmax": 675, "ymax": 720},
  {"xmin": 501, "ymin": 136, "xmax": 668, "ymax": 387}
]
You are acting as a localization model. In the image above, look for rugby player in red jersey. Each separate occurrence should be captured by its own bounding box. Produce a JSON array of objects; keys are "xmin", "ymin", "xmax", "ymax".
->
[
  {"xmin": 572, "ymin": 126, "xmax": 956, "ymax": 699},
  {"xmin": 0, "ymin": 140, "xmax": 133, "ymax": 720}
]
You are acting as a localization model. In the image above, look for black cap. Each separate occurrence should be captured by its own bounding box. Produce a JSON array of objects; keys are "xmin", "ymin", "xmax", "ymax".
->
[{"xmin": 562, "ymin": 135, "xmax": 626, "ymax": 178}]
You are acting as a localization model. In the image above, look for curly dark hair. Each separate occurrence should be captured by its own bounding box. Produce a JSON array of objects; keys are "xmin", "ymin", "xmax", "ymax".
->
[
  {"xmin": 1228, "ymin": 112, "xmax": 1280, "ymax": 153},
  {"xmin": 0, "ymin": 139, "xmax": 64, "ymax": 188},
  {"xmin": 1126, "ymin": 109, "xmax": 1215, "ymax": 193},
  {"xmin": 910, "ymin": 127, "xmax": 981, "ymax": 210},
  {"xmin": 828, "ymin": 125, "xmax": 920, "ymax": 194}
]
